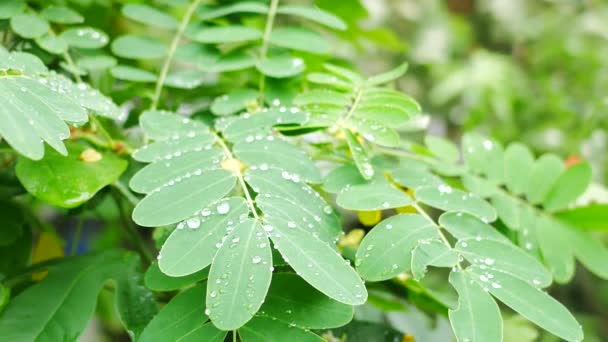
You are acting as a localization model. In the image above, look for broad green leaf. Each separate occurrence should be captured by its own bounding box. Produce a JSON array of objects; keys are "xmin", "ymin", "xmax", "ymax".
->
[
  {"xmin": 233, "ymin": 139, "xmax": 321, "ymax": 183},
  {"xmin": 568, "ymin": 226, "xmax": 608, "ymax": 279},
  {"xmin": 0, "ymin": 251, "xmax": 134, "ymax": 342},
  {"xmin": 415, "ymin": 185, "xmax": 497, "ymax": 222},
  {"xmin": 543, "ymin": 162, "xmax": 592, "ymax": 212},
  {"xmin": 188, "ymin": 25, "xmax": 262, "ymax": 43},
  {"xmin": 336, "ymin": 180, "xmax": 413, "ymax": 211},
  {"xmin": 0, "ymin": 0, "xmax": 25, "ymax": 19},
  {"xmin": 40, "ymin": 6, "xmax": 84, "ymax": 24},
  {"xmin": 196, "ymin": 2, "xmax": 268, "ymax": 20},
  {"xmin": 411, "ymin": 240, "xmax": 458, "ymax": 280},
  {"xmin": 462, "ymin": 133, "xmax": 504, "ymax": 182},
  {"xmin": 132, "ymin": 169, "xmax": 236, "ymax": 227},
  {"xmin": 211, "ymin": 89, "xmax": 258, "ymax": 116},
  {"xmin": 345, "ymin": 129, "xmax": 375, "ymax": 179},
  {"xmin": 139, "ymin": 284, "xmax": 226, "ymax": 342},
  {"xmin": 555, "ymin": 204, "xmax": 608, "ymax": 230},
  {"xmin": 504, "ymin": 143, "xmax": 534, "ymax": 195},
  {"xmin": 239, "ymin": 316, "xmax": 324, "ymax": 342},
  {"xmin": 322, "ymin": 164, "xmax": 366, "ymax": 194},
  {"xmin": 294, "ymin": 89, "xmax": 351, "ymax": 107},
  {"xmin": 139, "ymin": 110, "xmax": 209, "ymax": 141},
  {"xmin": 219, "ymin": 108, "xmax": 306, "ymax": 141},
  {"xmin": 206, "ymin": 219, "xmax": 272, "ymax": 330},
  {"xmin": 356, "ymin": 214, "xmax": 438, "ymax": 281},
  {"xmin": 276, "ymin": 5, "xmax": 347, "ymax": 30},
  {"xmin": 158, "ymin": 197, "xmax": 248, "ymax": 276},
  {"xmin": 111, "ymin": 65, "xmax": 157, "ymax": 82},
  {"xmin": 264, "ymin": 214, "xmax": 367, "ymax": 305},
  {"xmin": 257, "ymin": 54, "xmax": 305, "ymax": 78},
  {"xmin": 35, "ymin": 35, "xmax": 68, "ymax": 54},
  {"xmin": 454, "ymin": 238, "xmax": 552, "ymax": 288},
  {"xmin": 10, "ymin": 14, "xmax": 49, "ymax": 39},
  {"xmin": 16, "ymin": 144, "xmax": 127, "ymax": 208},
  {"xmin": 144, "ymin": 262, "xmax": 208, "ymax": 291},
  {"xmin": 122, "ymin": 4, "xmax": 178, "ymax": 29},
  {"xmin": 111, "ymin": 35, "xmax": 167, "ymax": 59},
  {"xmin": 438, "ymin": 212, "xmax": 508, "ymax": 242},
  {"xmin": 525, "ymin": 153, "xmax": 564, "ymax": 204},
  {"xmin": 469, "ymin": 267, "xmax": 583, "ymax": 342},
  {"xmin": 115, "ymin": 255, "xmax": 158, "ymax": 339},
  {"xmin": 269, "ymin": 27, "xmax": 330, "ymax": 54},
  {"xmin": 449, "ymin": 270, "xmax": 503, "ymax": 342},
  {"xmin": 77, "ymin": 55, "xmax": 117, "ymax": 71},
  {"xmin": 536, "ymin": 217, "xmax": 574, "ymax": 283},
  {"xmin": 425, "ymin": 135, "xmax": 459, "ymax": 163},
  {"xmin": 366, "ymin": 62, "xmax": 408, "ymax": 86},
  {"xmin": 60, "ymin": 27, "xmax": 109, "ymax": 49},
  {"xmin": 260, "ymin": 273, "xmax": 353, "ymax": 329}
]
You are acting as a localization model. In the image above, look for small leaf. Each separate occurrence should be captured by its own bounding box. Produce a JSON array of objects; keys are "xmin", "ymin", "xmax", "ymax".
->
[
  {"xmin": 269, "ymin": 27, "xmax": 330, "ymax": 54},
  {"xmin": 122, "ymin": 4, "xmax": 178, "ymax": 29},
  {"xmin": 111, "ymin": 65, "xmax": 157, "ymax": 83},
  {"xmin": 188, "ymin": 25, "xmax": 262, "ymax": 44},
  {"xmin": 40, "ymin": 6, "xmax": 84, "ymax": 24},
  {"xmin": 411, "ymin": 240, "xmax": 458, "ymax": 280},
  {"xmin": 449, "ymin": 270, "xmax": 503, "ymax": 342},
  {"xmin": 543, "ymin": 162, "xmax": 592, "ymax": 212},
  {"xmin": 356, "ymin": 214, "xmax": 438, "ymax": 281},
  {"xmin": 536, "ymin": 217, "xmax": 575, "ymax": 283},
  {"xmin": 257, "ymin": 54, "xmax": 305, "ymax": 78},
  {"xmin": 345, "ymin": 129, "xmax": 375, "ymax": 180},
  {"xmin": 307, "ymin": 72, "xmax": 353, "ymax": 89},
  {"xmin": 206, "ymin": 219, "xmax": 272, "ymax": 330},
  {"xmin": 366, "ymin": 62, "xmax": 408, "ymax": 86},
  {"xmin": 462, "ymin": 133, "xmax": 504, "ymax": 182},
  {"xmin": 525, "ymin": 154, "xmax": 564, "ymax": 204},
  {"xmin": 415, "ymin": 185, "xmax": 497, "ymax": 222},
  {"xmin": 469, "ymin": 267, "xmax": 583, "ymax": 342},
  {"xmin": 276, "ymin": 5, "xmax": 347, "ymax": 30},
  {"xmin": 35, "ymin": 35, "xmax": 68, "ymax": 54},
  {"xmin": 322, "ymin": 164, "xmax": 366, "ymax": 194},
  {"xmin": 425, "ymin": 135, "xmax": 460, "ymax": 163},
  {"xmin": 16, "ymin": 144, "xmax": 127, "ymax": 208},
  {"xmin": 238, "ymin": 316, "xmax": 324, "ymax": 342},
  {"xmin": 165, "ymin": 70, "xmax": 208, "ymax": 89},
  {"xmin": 294, "ymin": 89, "xmax": 351, "ymax": 107},
  {"xmin": 0, "ymin": 0, "xmax": 25, "ymax": 19},
  {"xmin": 77, "ymin": 56, "xmax": 117, "ymax": 71},
  {"xmin": 439, "ymin": 212, "xmax": 508, "ymax": 242},
  {"xmin": 568, "ymin": 225, "xmax": 608, "ymax": 279},
  {"xmin": 10, "ymin": 14, "xmax": 49, "ymax": 39},
  {"xmin": 336, "ymin": 180, "xmax": 413, "ymax": 211},
  {"xmin": 504, "ymin": 143, "xmax": 534, "ymax": 195},
  {"xmin": 60, "ymin": 27, "xmax": 109, "ymax": 49},
  {"xmin": 555, "ymin": 204, "xmax": 608, "ymax": 231},
  {"xmin": 211, "ymin": 89, "xmax": 258, "ymax": 116},
  {"xmin": 203, "ymin": 51, "xmax": 256, "ymax": 72},
  {"xmin": 144, "ymin": 262, "xmax": 208, "ymax": 291},
  {"xmin": 111, "ymin": 35, "xmax": 167, "ymax": 59},
  {"xmin": 196, "ymin": 2, "xmax": 268, "ymax": 20}
]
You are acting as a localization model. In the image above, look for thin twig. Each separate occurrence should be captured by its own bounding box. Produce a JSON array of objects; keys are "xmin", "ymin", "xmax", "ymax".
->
[{"xmin": 258, "ymin": 0, "xmax": 280, "ymax": 100}]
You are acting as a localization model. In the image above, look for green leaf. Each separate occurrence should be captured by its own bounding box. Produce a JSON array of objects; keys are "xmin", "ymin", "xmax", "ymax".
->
[
  {"xmin": 10, "ymin": 14, "xmax": 49, "ymax": 39},
  {"xmin": 350, "ymin": 117, "xmax": 400, "ymax": 147},
  {"xmin": 158, "ymin": 197, "xmax": 248, "ymax": 276},
  {"xmin": 425, "ymin": 135, "xmax": 459, "ymax": 163},
  {"xmin": 462, "ymin": 133, "xmax": 504, "ymax": 182},
  {"xmin": 0, "ymin": 200, "xmax": 24, "ymax": 246},
  {"xmin": 568, "ymin": 226, "xmax": 608, "ymax": 279},
  {"xmin": 233, "ymin": 139, "xmax": 321, "ymax": 183},
  {"xmin": 238, "ymin": 316, "xmax": 324, "ymax": 342},
  {"xmin": 322, "ymin": 164, "xmax": 366, "ymax": 194},
  {"xmin": 269, "ymin": 27, "xmax": 330, "ymax": 54},
  {"xmin": 115, "ymin": 255, "xmax": 158, "ymax": 339},
  {"xmin": 345, "ymin": 129, "xmax": 375, "ymax": 179},
  {"xmin": 206, "ymin": 219, "xmax": 272, "ymax": 330},
  {"xmin": 196, "ymin": 2, "xmax": 268, "ymax": 20},
  {"xmin": 365, "ymin": 62, "xmax": 408, "ymax": 86},
  {"xmin": 16, "ymin": 144, "xmax": 127, "ymax": 208},
  {"xmin": 111, "ymin": 35, "xmax": 166, "ymax": 59},
  {"xmin": 415, "ymin": 185, "xmax": 497, "ymax": 222},
  {"xmin": 77, "ymin": 55, "xmax": 117, "ymax": 71},
  {"xmin": 536, "ymin": 217, "xmax": 575, "ymax": 283},
  {"xmin": 0, "ymin": 251, "xmax": 134, "ymax": 342},
  {"xmin": 336, "ymin": 180, "xmax": 413, "ymax": 211},
  {"xmin": 35, "ymin": 35, "xmax": 68, "ymax": 54},
  {"xmin": 454, "ymin": 237, "xmax": 552, "ymax": 288},
  {"xmin": 391, "ymin": 166, "xmax": 444, "ymax": 190},
  {"xmin": 257, "ymin": 54, "xmax": 305, "ymax": 78},
  {"xmin": 307, "ymin": 72, "xmax": 353, "ymax": 89},
  {"xmin": 188, "ymin": 25, "xmax": 262, "ymax": 44},
  {"xmin": 411, "ymin": 240, "xmax": 459, "ymax": 280},
  {"xmin": 294, "ymin": 89, "xmax": 351, "ymax": 107},
  {"xmin": 219, "ymin": 108, "xmax": 307, "ymax": 141},
  {"xmin": 0, "ymin": 0, "xmax": 25, "ymax": 19},
  {"xmin": 60, "ymin": 27, "xmax": 109, "ymax": 49},
  {"xmin": 438, "ymin": 212, "xmax": 509, "ymax": 242},
  {"xmin": 122, "ymin": 4, "xmax": 178, "ymax": 29},
  {"xmin": 323, "ymin": 63, "xmax": 363, "ymax": 85},
  {"xmin": 276, "ymin": 5, "xmax": 347, "ymax": 30},
  {"xmin": 503, "ymin": 143, "xmax": 534, "ymax": 195},
  {"xmin": 524, "ymin": 154, "xmax": 564, "ymax": 204},
  {"xmin": 144, "ymin": 262, "xmax": 208, "ymax": 291},
  {"xmin": 139, "ymin": 284, "xmax": 227, "ymax": 342},
  {"xmin": 202, "ymin": 51, "xmax": 256, "ymax": 73},
  {"xmin": 543, "ymin": 162, "xmax": 592, "ymax": 212},
  {"xmin": 40, "ymin": 6, "xmax": 84, "ymax": 24},
  {"xmin": 139, "ymin": 110, "xmax": 209, "ymax": 141},
  {"xmin": 469, "ymin": 266, "xmax": 583, "ymax": 342},
  {"xmin": 260, "ymin": 273, "xmax": 353, "ymax": 329},
  {"xmin": 555, "ymin": 204, "xmax": 608, "ymax": 230},
  {"xmin": 356, "ymin": 214, "xmax": 439, "ymax": 281},
  {"xmin": 132, "ymin": 169, "xmax": 236, "ymax": 227},
  {"xmin": 449, "ymin": 270, "xmax": 503, "ymax": 342},
  {"xmin": 211, "ymin": 89, "xmax": 258, "ymax": 116},
  {"xmin": 165, "ymin": 70, "xmax": 207, "ymax": 89},
  {"xmin": 111, "ymin": 65, "xmax": 157, "ymax": 82}
]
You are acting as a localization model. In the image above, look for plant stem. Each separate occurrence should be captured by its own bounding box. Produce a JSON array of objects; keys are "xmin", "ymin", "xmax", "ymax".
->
[
  {"xmin": 233, "ymin": 330, "xmax": 237, "ymax": 342},
  {"xmin": 151, "ymin": 0, "xmax": 202, "ymax": 110},
  {"xmin": 112, "ymin": 181, "xmax": 140, "ymax": 207},
  {"xmin": 89, "ymin": 114, "xmax": 115, "ymax": 147},
  {"xmin": 258, "ymin": 0, "xmax": 280, "ymax": 101},
  {"xmin": 214, "ymin": 133, "xmax": 259, "ymax": 220},
  {"xmin": 112, "ymin": 189, "xmax": 154, "ymax": 263}
]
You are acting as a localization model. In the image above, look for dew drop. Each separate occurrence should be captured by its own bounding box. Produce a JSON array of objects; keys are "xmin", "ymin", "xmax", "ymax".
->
[{"xmin": 252, "ymin": 256, "xmax": 262, "ymax": 264}]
